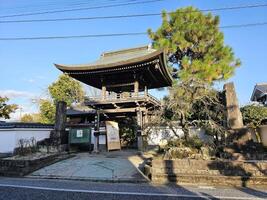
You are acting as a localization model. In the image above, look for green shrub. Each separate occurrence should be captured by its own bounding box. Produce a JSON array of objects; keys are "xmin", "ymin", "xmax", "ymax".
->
[
  {"xmin": 241, "ymin": 105, "xmax": 267, "ymax": 142},
  {"xmin": 241, "ymin": 105, "xmax": 267, "ymax": 127},
  {"xmin": 186, "ymin": 135, "xmax": 203, "ymax": 150}
]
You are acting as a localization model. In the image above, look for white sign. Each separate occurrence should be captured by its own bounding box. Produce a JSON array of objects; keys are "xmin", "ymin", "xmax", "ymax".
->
[
  {"xmin": 106, "ymin": 121, "xmax": 121, "ymax": 151},
  {"xmin": 76, "ymin": 130, "xmax": 83, "ymax": 138}
]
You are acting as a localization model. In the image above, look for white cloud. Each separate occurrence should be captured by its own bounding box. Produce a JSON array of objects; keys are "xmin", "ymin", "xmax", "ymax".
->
[
  {"xmin": 5, "ymin": 103, "xmax": 38, "ymax": 122},
  {"xmin": 0, "ymin": 90, "xmax": 40, "ymax": 121},
  {"xmin": 22, "ymin": 75, "xmax": 46, "ymax": 84},
  {"xmin": 0, "ymin": 90, "xmax": 35, "ymax": 99}
]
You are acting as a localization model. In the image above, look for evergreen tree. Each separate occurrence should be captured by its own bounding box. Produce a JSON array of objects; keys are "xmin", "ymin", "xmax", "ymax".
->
[
  {"xmin": 39, "ymin": 99, "xmax": 56, "ymax": 124},
  {"xmin": 39, "ymin": 74, "xmax": 85, "ymax": 123},
  {"xmin": 148, "ymin": 6, "xmax": 241, "ymax": 84},
  {"xmin": 48, "ymin": 74, "xmax": 85, "ymax": 106}
]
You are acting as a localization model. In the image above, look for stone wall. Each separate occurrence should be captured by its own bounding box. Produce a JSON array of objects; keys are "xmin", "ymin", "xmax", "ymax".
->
[
  {"xmin": 0, "ymin": 154, "xmax": 72, "ymax": 177},
  {"xmin": 151, "ymin": 159, "xmax": 267, "ymax": 186}
]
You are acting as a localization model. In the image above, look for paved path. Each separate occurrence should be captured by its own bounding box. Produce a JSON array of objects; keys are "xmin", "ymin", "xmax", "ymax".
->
[
  {"xmin": 29, "ymin": 151, "xmax": 147, "ymax": 182},
  {"xmin": 0, "ymin": 177, "xmax": 266, "ymax": 200}
]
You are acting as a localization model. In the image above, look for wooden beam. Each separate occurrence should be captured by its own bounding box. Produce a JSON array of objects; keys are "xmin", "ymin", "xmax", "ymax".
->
[
  {"xmin": 100, "ymin": 107, "xmax": 146, "ymax": 113},
  {"xmin": 106, "ymin": 82, "xmax": 134, "ymax": 88},
  {"xmin": 112, "ymin": 103, "xmax": 120, "ymax": 108}
]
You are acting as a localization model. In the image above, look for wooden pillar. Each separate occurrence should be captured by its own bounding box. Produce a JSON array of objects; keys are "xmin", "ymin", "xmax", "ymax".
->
[
  {"xmin": 144, "ymin": 86, "xmax": 148, "ymax": 97},
  {"xmin": 93, "ymin": 110, "xmax": 100, "ymax": 153},
  {"xmin": 137, "ymin": 109, "xmax": 143, "ymax": 151},
  {"xmin": 144, "ymin": 109, "xmax": 148, "ymax": 125},
  {"xmin": 102, "ymin": 85, "xmax": 106, "ymax": 100},
  {"xmin": 134, "ymin": 80, "xmax": 139, "ymax": 97}
]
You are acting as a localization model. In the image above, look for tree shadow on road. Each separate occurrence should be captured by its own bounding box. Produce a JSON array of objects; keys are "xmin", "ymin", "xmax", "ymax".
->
[{"xmin": 235, "ymin": 187, "xmax": 267, "ymax": 199}]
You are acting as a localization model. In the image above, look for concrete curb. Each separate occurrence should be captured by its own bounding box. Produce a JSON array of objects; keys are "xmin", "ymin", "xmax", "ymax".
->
[{"xmin": 25, "ymin": 175, "xmax": 148, "ymax": 184}]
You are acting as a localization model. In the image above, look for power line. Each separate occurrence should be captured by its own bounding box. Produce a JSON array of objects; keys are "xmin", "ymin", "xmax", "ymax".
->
[
  {"xmin": 1, "ymin": 0, "xmax": 137, "ymax": 15},
  {"xmin": 1, "ymin": 0, "xmax": 125, "ymax": 11},
  {"xmin": 0, "ymin": 0, "xmax": 163, "ymax": 19},
  {"xmin": 0, "ymin": 22, "xmax": 266, "ymax": 41},
  {"xmin": 1, "ymin": 3, "xmax": 266, "ymax": 23},
  {"xmin": 0, "ymin": 13, "xmax": 160, "ymax": 23},
  {"xmin": 0, "ymin": 32, "xmax": 146, "ymax": 41},
  {"xmin": 220, "ymin": 21, "xmax": 267, "ymax": 29}
]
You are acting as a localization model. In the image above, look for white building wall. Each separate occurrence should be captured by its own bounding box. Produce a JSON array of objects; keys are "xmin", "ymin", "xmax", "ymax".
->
[
  {"xmin": 91, "ymin": 129, "xmax": 106, "ymax": 145},
  {"xmin": 0, "ymin": 128, "xmax": 51, "ymax": 153}
]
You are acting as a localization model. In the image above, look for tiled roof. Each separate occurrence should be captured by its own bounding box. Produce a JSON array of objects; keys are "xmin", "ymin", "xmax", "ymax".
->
[
  {"xmin": 0, "ymin": 122, "xmax": 54, "ymax": 129},
  {"xmin": 55, "ymin": 45, "xmax": 159, "ymax": 71},
  {"xmin": 251, "ymin": 83, "xmax": 267, "ymax": 101},
  {"xmin": 67, "ymin": 107, "xmax": 96, "ymax": 116},
  {"xmin": 256, "ymin": 83, "xmax": 267, "ymax": 93}
]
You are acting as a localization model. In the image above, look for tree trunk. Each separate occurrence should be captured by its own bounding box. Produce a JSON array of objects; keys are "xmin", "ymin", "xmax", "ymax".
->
[{"xmin": 180, "ymin": 113, "xmax": 189, "ymax": 141}]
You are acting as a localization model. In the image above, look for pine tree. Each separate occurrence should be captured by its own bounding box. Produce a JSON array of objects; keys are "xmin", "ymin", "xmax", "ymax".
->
[{"xmin": 148, "ymin": 6, "xmax": 241, "ymax": 84}]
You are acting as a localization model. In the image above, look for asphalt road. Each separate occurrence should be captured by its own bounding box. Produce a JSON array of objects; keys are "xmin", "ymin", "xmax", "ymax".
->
[{"xmin": 0, "ymin": 177, "xmax": 266, "ymax": 200}]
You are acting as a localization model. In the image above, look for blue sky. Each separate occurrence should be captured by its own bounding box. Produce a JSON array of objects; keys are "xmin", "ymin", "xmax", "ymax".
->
[{"xmin": 0, "ymin": 0, "xmax": 267, "ymax": 120}]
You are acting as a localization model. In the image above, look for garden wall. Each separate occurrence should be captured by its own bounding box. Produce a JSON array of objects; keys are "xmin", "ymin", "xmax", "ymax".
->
[
  {"xmin": 0, "ymin": 128, "xmax": 52, "ymax": 154},
  {"xmin": 151, "ymin": 159, "xmax": 267, "ymax": 186},
  {"xmin": 147, "ymin": 126, "xmax": 212, "ymax": 146},
  {"xmin": 0, "ymin": 153, "xmax": 72, "ymax": 177}
]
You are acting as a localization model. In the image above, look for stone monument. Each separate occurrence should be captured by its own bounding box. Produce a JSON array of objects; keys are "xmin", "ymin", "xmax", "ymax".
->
[{"xmin": 223, "ymin": 82, "xmax": 244, "ymax": 130}]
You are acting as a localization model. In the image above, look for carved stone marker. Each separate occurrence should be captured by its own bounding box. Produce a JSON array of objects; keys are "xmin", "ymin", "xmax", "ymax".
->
[
  {"xmin": 54, "ymin": 101, "xmax": 67, "ymax": 146},
  {"xmin": 223, "ymin": 82, "xmax": 244, "ymax": 129}
]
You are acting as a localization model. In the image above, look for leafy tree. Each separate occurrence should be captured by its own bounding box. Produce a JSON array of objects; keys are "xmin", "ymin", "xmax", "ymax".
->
[
  {"xmin": 39, "ymin": 99, "xmax": 56, "ymax": 124},
  {"xmin": 167, "ymin": 78, "xmax": 216, "ymax": 141},
  {"xmin": 48, "ymin": 74, "xmax": 85, "ymax": 106},
  {"xmin": 191, "ymin": 90, "xmax": 227, "ymax": 144},
  {"xmin": 241, "ymin": 105, "xmax": 267, "ymax": 142},
  {"xmin": 20, "ymin": 114, "xmax": 34, "ymax": 122},
  {"xmin": 0, "ymin": 96, "xmax": 17, "ymax": 119},
  {"xmin": 148, "ymin": 6, "xmax": 241, "ymax": 84},
  {"xmin": 39, "ymin": 74, "xmax": 85, "ymax": 123},
  {"xmin": 150, "ymin": 78, "xmax": 226, "ymax": 143},
  {"xmin": 20, "ymin": 113, "xmax": 41, "ymax": 122}
]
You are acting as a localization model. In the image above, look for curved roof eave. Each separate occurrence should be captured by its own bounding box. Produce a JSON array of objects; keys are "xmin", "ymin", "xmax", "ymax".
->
[
  {"xmin": 55, "ymin": 49, "xmax": 165, "ymax": 72},
  {"xmin": 160, "ymin": 49, "xmax": 173, "ymax": 86}
]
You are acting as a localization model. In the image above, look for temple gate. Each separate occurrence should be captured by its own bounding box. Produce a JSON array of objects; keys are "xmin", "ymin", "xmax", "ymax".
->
[{"xmin": 55, "ymin": 45, "xmax": 172, "ymax": 151}]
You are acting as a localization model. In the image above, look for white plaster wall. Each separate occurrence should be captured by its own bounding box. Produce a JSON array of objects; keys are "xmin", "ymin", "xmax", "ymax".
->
[
  {"xmin": 147, "ymin": 126, "xmax": 212, "ymax": 145},
  {"xmin": 0, "ymin": 128, "xmax": 51, "ymax": 153},
  {"xmin": 91, "ymin": 129, "xmax": 106, "ymax": 145},
  {"xmin": 0, "ymin": 131, "xmax": 16, "ymax": 153},
  {"xmin": 147, "ymin": 126, "xmax": 183, "ymax": 145}
]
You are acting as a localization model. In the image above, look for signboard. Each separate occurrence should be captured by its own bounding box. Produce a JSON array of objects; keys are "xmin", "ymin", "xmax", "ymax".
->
[
  {"xmin": 76, "ymin": 130, "xmax": 83, "ymax": 138},
  {"xmin": 106, "ymin": 121, "xmax": 121, "ymax": 151}
]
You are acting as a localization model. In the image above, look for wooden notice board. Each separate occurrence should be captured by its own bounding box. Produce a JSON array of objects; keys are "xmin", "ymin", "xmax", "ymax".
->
[{"xmin": 106, "ymin": 121, "xmax": 121, "ymax": 151}]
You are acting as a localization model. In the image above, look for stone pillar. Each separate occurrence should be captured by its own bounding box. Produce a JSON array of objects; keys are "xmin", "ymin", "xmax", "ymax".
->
[
  {"xmin": 223, "ymin": 82, "xmax": 244, "ymax": 129},
  {"xmin": 53, "ymin": 101, "xmax": 67, "ymax": 148}
]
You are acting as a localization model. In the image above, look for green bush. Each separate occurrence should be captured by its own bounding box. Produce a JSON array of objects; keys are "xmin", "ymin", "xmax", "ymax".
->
[
  {"xmin": 165, "ymin": 135, "xmax": 203, "ymax": 150},
  {"xmin": 241, "ymin": 105, "xmax": 267, "ymax": 142},
  {"xmin": 241, "ymin": 105, "xmax": 267, "ymax": 127},
  {"xmin": 186, "ymin": 135, "xmax": 204, "ymax": 150}
]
